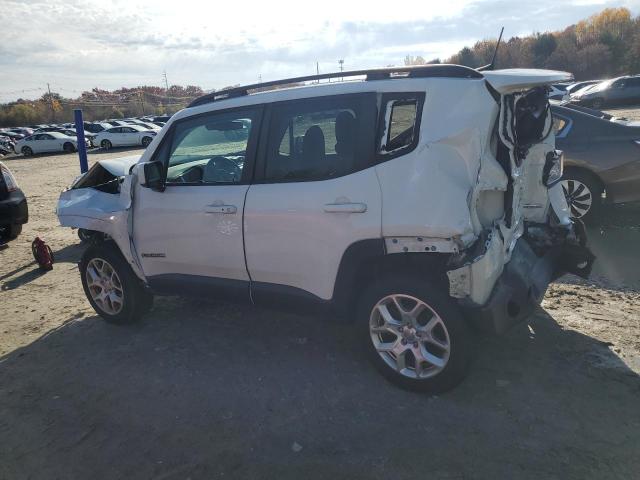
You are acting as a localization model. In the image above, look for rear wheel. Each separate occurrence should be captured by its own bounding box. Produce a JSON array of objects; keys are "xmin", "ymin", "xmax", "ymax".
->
[
  {"xmin": 358, "ymin": 275, "xmax": 472, "ymax": 393},
  {"xmin": 21, "ymin": 146, "xmax": 33, "ymax": 156},
  {"xmin": 80, "ymin": 243, "xmax": 153, "ymax": 324},
  {"xmin": 561, "ymin": 169, "xmax": 602, "ymax": 224},
  {"xmin": 63, "ymin": 142, "xmax": 76, "ymax": 153},
  {"xmin": 101, "ymin": 139, "xmax": 112, "ymax": 150}
]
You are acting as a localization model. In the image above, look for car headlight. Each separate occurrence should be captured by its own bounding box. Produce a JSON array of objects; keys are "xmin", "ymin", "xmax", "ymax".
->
[{"xmin": 543, "ymin": 150, "xmax": 563, "ymax": 187}]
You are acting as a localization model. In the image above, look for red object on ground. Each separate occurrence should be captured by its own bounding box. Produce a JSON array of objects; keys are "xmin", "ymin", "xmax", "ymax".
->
[{"xmin": 31, "ymin": 237, "xmax": 54, "ymax": 271}]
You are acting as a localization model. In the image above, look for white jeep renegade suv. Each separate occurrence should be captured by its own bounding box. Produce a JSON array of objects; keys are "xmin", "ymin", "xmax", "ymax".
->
[{"xmin": 57, "ymin": 65, "xmax": 594, "ymax": 392}]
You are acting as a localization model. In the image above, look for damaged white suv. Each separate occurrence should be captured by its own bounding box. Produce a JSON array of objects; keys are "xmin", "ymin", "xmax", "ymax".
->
[{"xmin": 57, "ymin": 65, "xmax": 594, "ymax": 392}]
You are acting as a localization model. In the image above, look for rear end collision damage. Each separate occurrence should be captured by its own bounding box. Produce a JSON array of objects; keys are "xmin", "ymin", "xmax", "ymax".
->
[
  {"xmin": 56, "ymin": 66, "xmax": 595, "ymax": 392},
  {"xmin": 444, "ymin": 85, "xmax": 594, "ymax": 334}
]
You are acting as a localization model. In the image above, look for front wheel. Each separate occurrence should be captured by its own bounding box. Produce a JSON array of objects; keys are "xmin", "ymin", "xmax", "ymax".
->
[
  {"xmin": 63, "ymin": 142, "xmax": 76, "ymax": 153},
  {"xmin": 101, "ymin": 139, "xmax": 112, "ymax": 150},
  {"xmin": 141, "ymin": 136, "xmax": 152, "ymax": 147},
  {"xmin": 358, "ymin": 276, "xmax": 472, "ymax": 393},
  {"xmin": 79, "ymin": 243, "xmax": 153, "ymax": 324},
  {"xmin": 21, "ymin": 146, "xmax": 33, "ymax": 156}
]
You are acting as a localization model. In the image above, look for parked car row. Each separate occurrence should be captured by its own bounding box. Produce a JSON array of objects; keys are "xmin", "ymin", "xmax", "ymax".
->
[
  {"xmin": 0, "ymin": 114, "xmax": 170, "ymax": 157},
  {"xmin": 568, "ymin": 75, "xmax": 640, "ymax": 108}
]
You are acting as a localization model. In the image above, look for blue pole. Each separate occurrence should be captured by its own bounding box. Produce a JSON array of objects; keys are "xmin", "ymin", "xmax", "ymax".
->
[{"xmin": 74, "ymin": 109, "xmax": 89, "ymax": 173}]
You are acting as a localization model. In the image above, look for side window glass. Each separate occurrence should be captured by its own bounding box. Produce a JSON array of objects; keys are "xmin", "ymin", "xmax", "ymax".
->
[
  {"xmin": 164, "ymin": 109, "xmax": 258, "ymax": 185},
  {"xmin": 376, "ymin": 93, "xmax": 423, "ymax": 160},
  {"xmin": 265, "ymin": 95, "xmax": 375, "ymax": 182},
  {"xmin": 382, "ymin": 100, "xmax": 417, "ymax": 153}
]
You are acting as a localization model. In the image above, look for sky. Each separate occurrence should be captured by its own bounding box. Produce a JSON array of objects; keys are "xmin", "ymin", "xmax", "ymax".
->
[{"xmin": 0, "ymin": 0, "xmax": 638, "ymax": 102}]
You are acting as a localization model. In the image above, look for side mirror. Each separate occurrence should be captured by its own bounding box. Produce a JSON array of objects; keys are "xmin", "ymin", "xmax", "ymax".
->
[{"xmin": 138, "ymin": 161, "xmax": 164, "ymax": 191}]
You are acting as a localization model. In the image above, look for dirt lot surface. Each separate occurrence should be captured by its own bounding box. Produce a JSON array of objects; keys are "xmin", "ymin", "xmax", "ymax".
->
[{"xmin": 1, "ymin": 147, "xmax": 639, "ymax": 479}]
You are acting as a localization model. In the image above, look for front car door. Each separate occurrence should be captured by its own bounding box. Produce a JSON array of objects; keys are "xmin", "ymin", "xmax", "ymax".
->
[
  {"xmin": 133, "ymin": 106, "xmax": 263, "ymax": 300},
  {"xmin": 244, "ymin": 93, "xmax": 382, "ymax": 303},
  {"xmin": 106, "ymin": 127, "xmax": 122, "ymax": 145}
]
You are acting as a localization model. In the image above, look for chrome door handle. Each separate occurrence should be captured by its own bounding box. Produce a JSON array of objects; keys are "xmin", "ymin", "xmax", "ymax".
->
[
  {"xmin": 205, "ymin": 204, "xmax": 237, "ymax": 214},
  {"xmin": 323, "ymin": 202, "xmax": 367, "ymax": 213}
]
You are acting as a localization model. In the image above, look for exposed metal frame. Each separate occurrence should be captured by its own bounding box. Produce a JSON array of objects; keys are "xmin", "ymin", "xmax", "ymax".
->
[{"xmin": 188, "ymin": 64, "xmax": 483, "ymax": 108}]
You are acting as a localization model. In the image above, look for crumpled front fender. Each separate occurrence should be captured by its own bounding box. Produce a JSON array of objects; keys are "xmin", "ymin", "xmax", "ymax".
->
[{"xmin": 56, "ymin": 176, "xmax": 145, "ymax": 281}]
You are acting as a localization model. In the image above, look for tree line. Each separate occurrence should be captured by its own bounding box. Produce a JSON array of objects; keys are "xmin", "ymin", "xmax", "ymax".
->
[
  {"xmin": 405, "ymin": 8, "xmax": 640, "ymax": 81},
  {"xmin": 0, "ymin": 85, "xmax": 205, "ymax": 128},
  {"xmin": 2, "ymin": 7, "xmax": 638, "ymax": 127}
]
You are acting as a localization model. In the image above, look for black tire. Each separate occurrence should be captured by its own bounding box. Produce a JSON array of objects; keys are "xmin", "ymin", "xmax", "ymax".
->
[
  {"xmin": 101, "ymin": 139, "xmax": 112, "ymax": 150},
  {"xmin": 591, "ymin": 98, "xmax": 604, "ymax": 110},
  {"xmin": 141, "ymin": 136, "xmax": 152, "ymax": 147},
  {"xmin": 78, "ymin": 228, "xmax": 95, "ymax": 243},
  {"xmin": 21, "ymin": 146, "xmax": 33, "ymax": 157},
  {"xmin": 79, "ymin": 242, "xmax": 153, "ymax": 324},
  {"xmin": 561, "ymin": 168, "xmax": 603, "ymax": 224},
  {"xmin": 1, "ymin": 223, "xmax": 22, "ymax": 240},
  {"xmin": 357, "ymin": 275, "xmax": 472, "ymax": 393},
  {"xmin": 63, "ymin": 142, "xmax": 76, "ymax": 153}
]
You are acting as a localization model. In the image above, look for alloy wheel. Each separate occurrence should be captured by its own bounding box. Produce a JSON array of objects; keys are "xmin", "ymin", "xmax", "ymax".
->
[
  {"xmin": 85, "ymin": 258, "xmax": 124, "ymax": 315},
  {"xmin": 369, "ymin": 294, "xmax": 451, "ymax": 379},
  {"xmin": 562, "ymin": 179, "xmax": 593, "ymax": 218}
]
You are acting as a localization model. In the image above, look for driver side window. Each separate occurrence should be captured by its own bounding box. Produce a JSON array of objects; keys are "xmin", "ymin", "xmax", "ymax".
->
[{"xmin": 163, "ymin": 108, "xmax": 260, "ymax": 185}]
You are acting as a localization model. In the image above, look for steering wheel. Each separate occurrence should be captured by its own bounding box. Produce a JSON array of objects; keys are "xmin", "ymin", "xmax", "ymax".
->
[{"xmin": 203, "ymin": 156, "xmax": 242, "ymax": 183}]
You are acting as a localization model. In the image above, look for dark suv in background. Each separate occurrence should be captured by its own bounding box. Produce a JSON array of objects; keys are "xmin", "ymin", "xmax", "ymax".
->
[{"xmin": 0, "ymin": 161, "xmax": 28, "ymax": 241}]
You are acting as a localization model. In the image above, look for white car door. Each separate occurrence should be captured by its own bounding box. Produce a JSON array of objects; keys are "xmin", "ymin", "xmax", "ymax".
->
[
  {"xmin": 35, "ymin": 134, "xmax": 56, "ymax": 152},
  {"xmin": 133, "ymin": 106, "xmax": 263, "ymax": 299},
  {"xmin": 121, "ymin": 127, "xmax": 139, "ymax": 146},
  {"xmin": 244, "ymin": 94, "xmax": 382, "ymax": 302},
  {"xmin": 103, "ymin": 128, "xmax": 120, "ymax": 146}
]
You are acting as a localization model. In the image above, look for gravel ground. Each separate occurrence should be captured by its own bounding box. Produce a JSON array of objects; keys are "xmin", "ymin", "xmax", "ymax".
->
[
  {"xmin": 0, "ymin": 147, "xmax": 639, "ymax": 480},
  {"xmin": 604, "ymin": 107, "xmax": 640, "ymax": 121}
]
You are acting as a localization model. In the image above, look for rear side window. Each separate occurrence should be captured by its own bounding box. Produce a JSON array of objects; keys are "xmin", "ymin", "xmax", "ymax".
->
[
  {"xmin": 377, "ymin": 93, "xmax": 425, "ymax": 161},
  {"xmin": 263, "ymin": 94, "xmax": 376, "ymax": 182}
]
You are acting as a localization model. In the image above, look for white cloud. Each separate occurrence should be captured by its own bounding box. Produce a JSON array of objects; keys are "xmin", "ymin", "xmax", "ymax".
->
[{"xmin": 0, "ymin": 0, "xmax": 636, "ymax": 101}]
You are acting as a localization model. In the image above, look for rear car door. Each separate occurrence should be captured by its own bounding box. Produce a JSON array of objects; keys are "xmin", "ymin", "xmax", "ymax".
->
[
  {"xmin": 133, "ymin": 106, "xmax": 263, "ymax": 299},
  {"xmin": 244, "ymin": 93, "xmax": 381, "ymax": 303},
  {"xmin": 34, "ymin": 134, "xmax": 54, "ymax": 152},
  {"xmin": 120, "ymin": 127, "xmax": 138, "ymax": 146}
]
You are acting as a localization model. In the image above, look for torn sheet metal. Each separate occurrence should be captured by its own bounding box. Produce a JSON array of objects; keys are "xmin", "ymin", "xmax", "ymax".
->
[
  {"xmin": 57, "ymin": 163, "xmax": 144, "ymax": 281},
  {"xmin": 447, "ymin": 229, "xmax": 504, "ymax": 304}
]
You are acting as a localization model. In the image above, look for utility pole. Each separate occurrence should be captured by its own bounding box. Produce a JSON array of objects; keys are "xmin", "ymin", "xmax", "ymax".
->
[
  {"xmin": 339, "ymin": 59, "xmax": 344, "ymax": 82},
  {"xmin": 47, "ymin": 83, "xmax": 55, "ymax": 122},
  {"xmin": 316, "ymin": 62, "xmax": 320, "ymax": 83},
  {"xmin": 162, "ymin": 71, "xmax": 169, "ymax": 91},
  {"xmin": 139, "ymin": 91, "xmax": 146, "ymax": 115}
]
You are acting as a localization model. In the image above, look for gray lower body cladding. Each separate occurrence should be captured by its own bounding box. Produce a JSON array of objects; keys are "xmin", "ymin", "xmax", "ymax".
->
[{"xmin": 464, "ymin": 237, "xmax": 594, "ymax": 334}]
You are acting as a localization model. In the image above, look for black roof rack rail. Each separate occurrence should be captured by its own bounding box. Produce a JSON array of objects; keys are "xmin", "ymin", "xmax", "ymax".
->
[{"xmin": 188, "ymin": 64, "xmax": 483, "ymax": 108}]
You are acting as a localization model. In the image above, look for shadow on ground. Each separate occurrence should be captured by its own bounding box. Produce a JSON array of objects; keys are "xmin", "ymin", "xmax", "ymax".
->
[
  {"xmin": 1, "ymin": 297, "xmax": 638, "ymax": 480},
  {"xmin": 0, "ymin": 243, "xmax": 84, "ymax": 291}
]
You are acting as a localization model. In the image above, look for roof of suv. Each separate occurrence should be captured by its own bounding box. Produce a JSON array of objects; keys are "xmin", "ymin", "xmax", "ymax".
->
[
  {"xmin": 187, "ymin": 64, "xmax": 572, "ymax": 109},
  {"xmin": 189, "ymin": 64, "xmax": 482, "ymax": 108}
]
